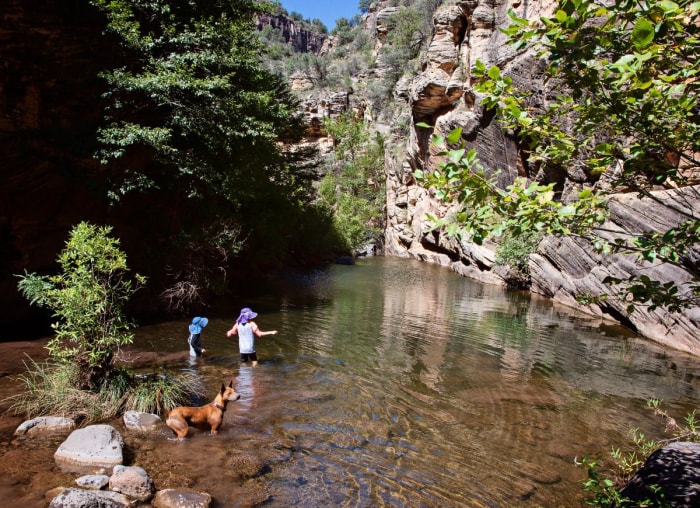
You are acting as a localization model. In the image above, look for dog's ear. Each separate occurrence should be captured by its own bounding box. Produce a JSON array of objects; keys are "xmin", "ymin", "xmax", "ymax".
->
[
  {"xmin": 220, "ymin": 383, "xmax": 226, "ymax": 393},
  {"xmin": 228, "ymin": 380, "xmax": 233, "ymax": 388}
]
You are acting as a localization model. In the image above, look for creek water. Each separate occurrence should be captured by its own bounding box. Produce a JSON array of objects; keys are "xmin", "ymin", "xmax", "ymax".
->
[{"xmin": 1, "ymin": 256, "xmax": 699, "ymax": 507}]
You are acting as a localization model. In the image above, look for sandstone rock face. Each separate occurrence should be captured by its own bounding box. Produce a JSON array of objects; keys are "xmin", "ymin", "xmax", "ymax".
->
[
  {"xmin": 0, "ymin": 0, "xmax": 116, "ymax": 323},
  {"xmin": 296, "ymin": 89, "xmax": 355, "ymax": 147},
  {"xmin": 290, "ymin": 70, "xmax": 315, "ymax": 91},
  {"xmin": 531, "ymin": 186, "xmax": 700, "ymax": 354},
  {"xmin": 383, "ymin": 0, "xmax": 699, "ymax": 352}
]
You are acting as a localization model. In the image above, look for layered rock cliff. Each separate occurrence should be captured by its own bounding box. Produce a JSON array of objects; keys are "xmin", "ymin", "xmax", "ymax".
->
[
  {"xmin": 255, "ymin": 13, "xmax": 332, "ymax": 56},
  {"xmin": 380, "ymin": 0, "xmax": 700, "ymax": 353}
]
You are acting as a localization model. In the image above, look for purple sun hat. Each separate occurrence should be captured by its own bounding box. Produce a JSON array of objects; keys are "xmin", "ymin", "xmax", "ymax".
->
[{"xmin": 237, "ymin": 307, "xmax": 258, "ymax": 324}]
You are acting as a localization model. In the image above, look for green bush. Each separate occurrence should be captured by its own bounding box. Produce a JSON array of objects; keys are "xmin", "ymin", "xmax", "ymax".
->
[
  {"xmin": 17, "ymin": 222, "xmax": 145, "ymax": 389},
  {"xmin": 12, "ymin": 222, "xmax": 203, "ymax": 423},
  {"xmin": 320, "ymin": 114, "xmax": 386, "ymax": 252},
  {"xmin": 495, "ymin": 231, "xmax": 542, "ymax": 272},
  {"xmin": 494, "ymin": 231, "xmax": 542, "ymax": 288}
]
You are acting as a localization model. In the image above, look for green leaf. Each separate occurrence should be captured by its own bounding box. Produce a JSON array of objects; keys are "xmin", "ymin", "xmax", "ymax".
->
[
  {"xmin": 448, "ymin": 149, "xmax": 466, "ymax": 164},
  {"xmin": 554, "ymin": 10, "xmax": 569, "ymax": 23},
  {"xmin": 447, "ymin": 127, "xmax": 463, "ymax": 145},
  {"xmin": 658, "ymin": 1, "xmax": 680, "ymax": 11},
  {"xmin": 487, "ymin": 66, "xmax": 501, "ymax": 80},
  {"xmin": 631, "ymin": 18, "xmax": 654, "ymax": 50},
  {"xmin": 557, "ymin": 205, "xmax": 576, "ymax": 217}
]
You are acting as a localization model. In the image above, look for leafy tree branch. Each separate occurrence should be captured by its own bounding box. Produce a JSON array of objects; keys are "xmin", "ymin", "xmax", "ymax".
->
[{"xmin": 417, "ymin": 0, "xmax": 700, "ymax": 313}]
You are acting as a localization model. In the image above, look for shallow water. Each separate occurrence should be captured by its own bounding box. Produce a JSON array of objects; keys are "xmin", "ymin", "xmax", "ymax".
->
[{"xmin": 2, "ymin": 257, "xmax": 699, "ymax": 507}]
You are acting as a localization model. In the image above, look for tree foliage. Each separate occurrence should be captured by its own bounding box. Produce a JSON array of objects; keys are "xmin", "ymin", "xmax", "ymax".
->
[
  {"xmin": 17, "ymin": 222, "xmax": 145, "ymax": 389},
  {"xmin": 319, "ymin": 113, "xmax": 386, "ymax": 252},
  {"xmin": 418, "ymin": 0, "xmax": 700, "ymax": 312},
  {"xmin": 86, "ymin": 0, "xmax": 333, "ymax": 301},
  {"xmin": 91, "ymin": 0, "xmax": 310, "ymax": 206}
]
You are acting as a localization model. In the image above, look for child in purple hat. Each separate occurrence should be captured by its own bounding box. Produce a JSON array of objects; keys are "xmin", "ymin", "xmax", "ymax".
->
[{"xmin": 226, "ymin": 307, "xmax": 277, "ymax": 366}]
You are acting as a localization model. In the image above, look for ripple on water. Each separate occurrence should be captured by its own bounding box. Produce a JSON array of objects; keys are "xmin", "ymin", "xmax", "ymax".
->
[{"xmin": 3, "ymin": 258, "xmax": 700, "ymax": 507}]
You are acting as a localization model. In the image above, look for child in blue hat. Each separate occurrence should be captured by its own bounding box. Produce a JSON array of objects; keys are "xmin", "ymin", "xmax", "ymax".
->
[{"xmin": 188, "ymin": 316, "xmax": 208, "ymax": 357}]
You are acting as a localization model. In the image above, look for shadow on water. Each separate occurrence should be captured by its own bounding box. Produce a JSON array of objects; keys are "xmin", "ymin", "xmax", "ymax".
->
[{"xmin": 1, "ymin": 257, "xmax": 699, "ymax": 507}]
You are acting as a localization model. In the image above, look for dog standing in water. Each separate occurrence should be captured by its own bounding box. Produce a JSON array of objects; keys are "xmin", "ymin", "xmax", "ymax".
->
[{"xmin": 166, "ymin": 381, "xmax": 240, "ymax": 439}]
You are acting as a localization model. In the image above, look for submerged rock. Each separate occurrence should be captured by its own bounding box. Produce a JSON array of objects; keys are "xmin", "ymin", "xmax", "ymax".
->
[{"xmin": 153, "ymin": 488, "xmax": 212, "ymax": 508}]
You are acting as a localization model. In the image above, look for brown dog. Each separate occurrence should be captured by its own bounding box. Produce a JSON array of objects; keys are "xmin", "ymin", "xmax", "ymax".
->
[{"xmin": 166, "ymin": 380, "xmax": 240, "ymax": 439}]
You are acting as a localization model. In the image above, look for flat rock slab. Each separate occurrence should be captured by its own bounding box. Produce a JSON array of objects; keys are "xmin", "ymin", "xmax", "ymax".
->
[
  {"xmin": 54, "ymin": 424, "xmax": 124, "ymax": 473},
  {"xmin": 14, "ymin": 416, "xmax": 74, "ymax": 437}
]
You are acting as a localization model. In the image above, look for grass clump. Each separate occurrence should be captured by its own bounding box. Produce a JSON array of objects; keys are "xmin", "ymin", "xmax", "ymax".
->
[
  {"xmin": 8, "ymin": 357, "xmax": 204, "ymax": 424},
  {"xmin": 122, "ymin": 371, "xmax": 204, "ymax": 415}
]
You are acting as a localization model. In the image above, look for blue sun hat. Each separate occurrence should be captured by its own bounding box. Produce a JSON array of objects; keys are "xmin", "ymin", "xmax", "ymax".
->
[
  {"xmin": 189, "ymin": 316, "xmax": 208, "ymax": 334},
  {"xmin": 236, "ymin": 307, "xmax": 258, "ymax": 324}
]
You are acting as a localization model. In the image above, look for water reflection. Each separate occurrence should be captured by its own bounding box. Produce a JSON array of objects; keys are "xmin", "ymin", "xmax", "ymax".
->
[
  {"xmin": 235, "ymin": 365, "xmax": 259, "ymax": 411},
  {"xmin": 117, "ymin": 258, "xmax": 700, "ymax": 506}
]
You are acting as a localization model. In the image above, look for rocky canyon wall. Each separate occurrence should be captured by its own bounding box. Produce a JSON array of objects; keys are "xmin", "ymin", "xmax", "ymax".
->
[
  {"xmin": 255, "ymin": 13, "xmax": 332, "ymax": 56},
  {"xmin": 0, "ymin": 0, "xmax": 116, "ymax": 328},
  {"xmin": 382, "ymin": 0, "xmax": 700, "ymax": 353}
]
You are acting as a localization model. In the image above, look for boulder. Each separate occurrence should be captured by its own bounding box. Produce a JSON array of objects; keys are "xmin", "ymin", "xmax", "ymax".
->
[
  {"xmin": 335, "ymin": 255, "xmax": 355, "ymax": 265},
  {"xmin": 620, "ymin": 441, "xmax": 700, "ymax": 507},
  {"xmin": 54, "ymin": 424, "xmax": 124, "ymax": 473},
  {"xmin": 123, "ymin": 410, "xmax": 162, "ymax": 432},
  {"xmin": 14, "ymin": 416, "xmax": 74, "ymax": 437},
  {"xmin": 108, "ymin": 465, "xmax": 154, "ymax": 501},
  {"xmin": 48, "ymin": 487, "xmax": 131, "ymax": 508}
]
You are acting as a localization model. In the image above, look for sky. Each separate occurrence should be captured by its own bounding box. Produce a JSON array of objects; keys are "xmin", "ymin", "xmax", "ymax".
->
[{"xmin": 279, "ymin": 1, "xmax": 361, "ymax": 31}]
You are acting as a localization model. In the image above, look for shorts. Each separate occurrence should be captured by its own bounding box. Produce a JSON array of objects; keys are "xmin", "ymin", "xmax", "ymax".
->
[{"xmin": 241, "ymin": 352, "xmax": 257, "ymax": 362}]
